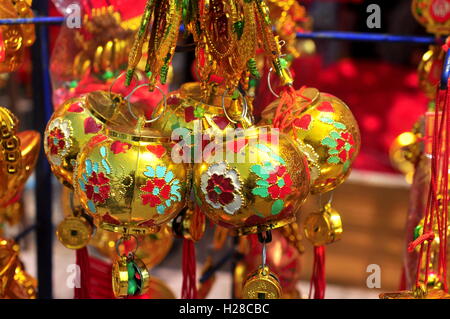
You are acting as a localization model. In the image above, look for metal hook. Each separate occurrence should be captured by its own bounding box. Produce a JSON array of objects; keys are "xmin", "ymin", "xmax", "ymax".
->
[
  {"xmin": 124, "ymin": 83, "xmax": 167, "ymax": 124},
  {"xmin": 221, "ymin": 88, "xmax": 248, "ymax": 124},
  {"xmin": 267, "ymin": 67, "xmax": 294, "ymax": 98}
]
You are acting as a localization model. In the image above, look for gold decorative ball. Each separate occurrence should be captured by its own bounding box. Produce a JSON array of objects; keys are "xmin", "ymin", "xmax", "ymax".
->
[
  {"xmin": 74, "ymin": 111, "xmax": 189, "ymax": 235},
  {"xmin": 193, "ymin": 127, "xmax": 310, "ymax": 235},
  {"xmin": 44, "ymin": 91, "xmax": 128, "ymax": 188},
  {"xmin": 151, "ymin": 82, "xmax": 246, "ymax": 144},
  {"xmin": 259, "ymin": 87, "xmax": 360, "ymax": 194}
]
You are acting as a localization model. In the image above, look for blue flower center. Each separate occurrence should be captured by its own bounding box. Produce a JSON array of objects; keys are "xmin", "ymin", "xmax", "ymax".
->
[
  {"xmin": 53, "ymin": 138, "xmax": 59, "ymax": 145},
  {"xmin": 94, "ymin": 185, "xmax": 100, "ymax": 193},
  {"xmin": 153, "ymin": 187, "xmax": 160, "ymax": 195},
  {"xmin": 277, "ymin": 178, "xmax": 285, "ymax": 187}
]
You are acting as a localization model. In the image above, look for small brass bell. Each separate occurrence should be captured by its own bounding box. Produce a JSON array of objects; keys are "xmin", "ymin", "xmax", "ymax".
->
[{"xmin": 303, "ymin": 202, "xmax": 343, "ymax": 246}]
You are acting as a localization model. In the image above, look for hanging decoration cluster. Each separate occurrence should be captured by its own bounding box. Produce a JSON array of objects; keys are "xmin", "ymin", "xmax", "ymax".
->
[{"xmin": 44, "ymin": 0, "xmax": 360, "ymax": 299}]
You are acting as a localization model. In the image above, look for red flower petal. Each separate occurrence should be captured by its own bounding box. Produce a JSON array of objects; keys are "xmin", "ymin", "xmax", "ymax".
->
[
  {"xmin": 268, "ymin": 184, "xmax": 281, "ymax": 198},
  {"xmin": 153, "ymin": 178, "xmax": 166, "ymax": 188},
  {"xmin": 208, "ymin": 191, "xmax": 219, "ymax": 203},
  {"xmin": 339, "ymin": 150, "xmax": 348, "ymax": 162},
  {"xmin": 218, "ymin": 191, "xmax": 234, "ymax": 206},
  {"xmin": 86, "ymin": 185, "xmax": 94, "ymax": 200},
  {"xmin": 284, "ymin": 174, "xmax": 292, "ymax": 187},
  {"xmin": 279, "ymin": 186, "xmax": 291, "ymax": 199},
  {"xmin": 221, "ymin": 178, "xmax": 234, "ymax": 192},
  {"xmin": 146, "ymin": 144, "xmax": 166, "ymax": 158},
  {"xmin": 142, "ymin": 194, "xmax": 161, "ymax": 207},
  {"xmin": 160, "ymin": 185, "xmax": 171, "ymax": 199},
  {"xmin": 276, "ymin": 165, "xmax": 286, "ymax": 177},
  {"xmin": 97, "ymin": 172, "xmax": 110, "ymax": 185},
  {"xmin": 336, "ymin": 139, "xmax": 346, "ymax": 150},
  {"xmin": 267, "ymin": 173, "xmax": 278, "ymax": 184},
  {"xmin": 141, "ymin": 180, "xmax": 155, "ymax": 193}
]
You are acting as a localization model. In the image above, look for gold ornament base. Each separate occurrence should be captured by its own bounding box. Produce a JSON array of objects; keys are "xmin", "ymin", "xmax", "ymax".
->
[
  {"xmin": 232, "ymin": 216, "xmax": 296, "ymax": 237},
  {"xmin": 380, "ymin": 289, "xmax": 450, "ymax": 299}
]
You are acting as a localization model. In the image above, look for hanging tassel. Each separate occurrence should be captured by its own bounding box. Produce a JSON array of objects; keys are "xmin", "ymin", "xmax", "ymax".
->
[
  {"xmin": 182, "ymin": 239, "xmax": 197, "ymax": 299},
  {"xmin": 309, "ymin": 246, "xmax": 326, "ymax": 299},
  {"xmin": 74, "ymin": 247, "xmax": 91, "ymax": 299}
]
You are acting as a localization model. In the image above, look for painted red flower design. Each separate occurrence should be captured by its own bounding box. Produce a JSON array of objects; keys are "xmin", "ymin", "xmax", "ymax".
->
[
  {"xmin": 47, "ymin": 127, "xmax": 66, "ymax": 155},
  {"xmin": 266, "ymin": 165, "xmax": 292, "ymax": 199},
  {"xmin": 85, "ymin": 172, "xmax": 110, "ymax": 204},
  {"xmin": 140, "ymin": 178, "xmax": 172, "ymax": 207},
  {"xmin": 206, "ymin": 174, "xmax": 235, "ymax": 206},
  {"xmin": 335, "ymin": 131, "xmax": 355, "ymax": 162}
]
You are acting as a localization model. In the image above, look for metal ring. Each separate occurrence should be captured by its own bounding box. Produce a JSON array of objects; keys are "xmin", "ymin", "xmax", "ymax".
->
[
  {"xmin": 221, "ymin": 88, "xmax": 248, "ymax": 124},
  {"xmin": 267, "ymin": 67, "xmax": 294, "ymax": 98},
  {"xmin": 124, "ymin": 83, "xmax": 167, "ymax": 124},
  {"xmin": 108, "ymin": 71, "xmax": 140, "ymax": 99},
  {"xmin": 115, "ymin": 235, "xmax": 139, "ymax": 257}
]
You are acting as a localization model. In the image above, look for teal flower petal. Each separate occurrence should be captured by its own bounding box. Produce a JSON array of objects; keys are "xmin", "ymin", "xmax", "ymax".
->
[
  {"xmin": 78, "ymin": 179, "xmax": 86, "ymax": 191},
  {"xmin": 156, "ymin": 165, "xmax": 166, "ymax": 178},
  {"xmin": 144, "ymin": 166, "xmax": 155, "ymax": 178},
  {"xmin": 327, "ymin": 156, "xmax": 341, "ymax": 164},
  {"xmin": 101, "ymin": 159, "xmax": 111, "ymax": 174},
  {"xmin": 333, "ymin": 122, "xmax": 347, "ymax": 130},
  {"xmin": 251, "ymin": 165, "xmax": 269, "ymax": 179},
  {"xmin": 271, "ymin": 199, "xmax": 284, "ymax": 215},
  {"xmin": 321, "ymin": 137, "xmax": 338, "ymax": 148},
  {"xmin": 156, "ymin": 205, "xmax": 165, "ymax": 214},
  {"xmin": 329, "ymin": 131, "xmax": 341, "ymax": 139},
  {"xmin": 86, "ymin": 160, "xmax": 93, "ymax": 175},
  {"xmin": 100, "ymin": 146, "xmax": 107, "ymax": 157},
  {"xmin": 256, "ymin": 180, "xmax": 269, "ymax": 187},
  {"xmin": 87, "ymin": 200, "xmax": 96, "ymax": 213},
  {"xmin": 252, "ymin": 187, "xmax": 269, "ymax": 198},
  {"xmin": 165, "ymin": 171, "xmax": 174, "ymax": 183}
]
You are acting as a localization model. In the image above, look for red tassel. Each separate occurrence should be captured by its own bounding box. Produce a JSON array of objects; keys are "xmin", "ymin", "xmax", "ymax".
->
[
  {"xmin": 74, "ymin": 247, "xmax": 91, "ymax": 299},
  {"xmin": 309, "ymin": 246, "xmax": 326, "ymax": 299},
  {"xmin": 181, "ymin": 239, "xmax": 197, "ymax": 299}
]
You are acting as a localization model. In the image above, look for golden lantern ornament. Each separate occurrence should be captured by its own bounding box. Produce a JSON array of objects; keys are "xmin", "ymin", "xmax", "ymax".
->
[
  {"xmin": 259, "ymin": 87, "xmax": 360, "ymax": 194},
  {"xmin": 0, "ymin": 107, "xmax": 40, "ymax": 227},
  {"xmin": 73, "ymin": 85, "xmax": 189, "ymax": 297},
  {"xmin": 418, "ymin": 45, "xmax": 444, "ymax": 100},
  {"xmin": 44, "ymin": 89, "xmax": 133, "ymax": 188},
  {"xmin": 303, "ymin": 202, "xmax": 343, "ymax": 247},
  {"xmin": 412, "ymin": 0, "xmax": 450, "ymax": 35},
  {"xmin": 193, "ymin": 123, "xmax": 310, "ymax": 235}
]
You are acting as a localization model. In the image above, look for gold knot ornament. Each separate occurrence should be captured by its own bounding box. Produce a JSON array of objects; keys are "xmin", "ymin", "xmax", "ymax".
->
[
  {"xmin": 303, "ymin": 203, "xmax": 343, "ymax": 246},
  {"xmin": 0, "ymin": 238, "xmax": 37, "ymax": 299},
  {"xmin": 0, "ymin": 0, "xmax": 35, "ymax": 73},
  {"xmin": 0, "ymin": 107, "xmax": 40, "ymax": 224},
  {"xmin": 193, "ymin": 126, "xmax": 310, "ymax": 235},
  {"xmin": 259, "ymin": 87, "xmax": 360, "ymax": 194}
]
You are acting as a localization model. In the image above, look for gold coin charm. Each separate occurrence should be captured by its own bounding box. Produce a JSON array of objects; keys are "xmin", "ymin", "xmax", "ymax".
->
[
  {"xmin": 112, "ymin": 254, "xmax": 150, "ymax": 298},
  {"xmin": 56, "ymin": 216, "xmax": 93, "ymax": 250},
  {"xmin": 242, "ymin": 266, "xmax": 282, "ymax": 299},
  {"xmin": 303, "ymin": 203, "xmax": 343, "ymax": 246}
]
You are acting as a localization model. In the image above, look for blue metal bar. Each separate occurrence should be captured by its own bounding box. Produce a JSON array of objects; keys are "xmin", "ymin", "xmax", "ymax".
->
[
  {"xmin": 296, "ymin": 31, "xmax": 440, "ymax": 44},
  {"xmin": 441, "ymin": 50, "xmax": 450, "ymax": 89},
  {"xmin": 0, "ymin": 16, "xmax": 65, "ymax": 25},
  {"xmin": 31, "ymin": 0, "xmax": 54, "ymax": 300}
]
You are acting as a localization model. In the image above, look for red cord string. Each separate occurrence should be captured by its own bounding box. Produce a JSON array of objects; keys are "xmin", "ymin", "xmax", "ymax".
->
[
  {"xmin": 74, "ymin": 247, "xmax": 91, "ymax": 299},
  {"xmin": 182, "ymin": 239, "xmax": 197, "ymax": 299},
  {"xmin": 309, "ymin": 246, "xmax": 326, "ymax": 299}
]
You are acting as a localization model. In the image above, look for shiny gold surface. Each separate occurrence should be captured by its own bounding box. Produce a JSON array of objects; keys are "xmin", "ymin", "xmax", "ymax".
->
[
  {"xmin": 260, "ymin": 88, "xmax": 360, "ymax": 194},
  {"xmin": 74, "ymin": 105, "xmax": 189, "ymax": 234},
  {"xmin": 151, "ymin": 82, "xmax": 248, "ymax": 142},
  {"xmin": 412, "ymin": 0, "xmax": 450, "ymax": 35},
  {"xmin": 0, "ymin": 0, "xmax": 35, "ymax": 73},
  {"xmin": 0, "ymin": 107, "xmax": 40, "ymax": 209},
  {"xmin": 242, "ymin": 266, "xmax": 282, "ymax": 299},
  {"xmin": 380, "ymin": 288, "xmax": 450, "ymax": 299},
  {"xmin": 45, "ymin": 91, "xmax": 135, "ymax": 188},
  {"xmin": 418, "ymin": 45, "xmax": 443, "ymax": 100},
  {"xmin": 90, "ymin": 226, "xmax": 173, "ymax": 269},
  {"xmin": 0, "ymin": 238, "xmax": 36, "ymax": 299},
  {"xmin": 56, "ymin": 216, "xmax": 93, "ymax": 250},
  {"xmin": 303, "ymin": 203, "xmax": 343, "ymax": 246},
  {"xmin": 193, "ymin": 128, "xmax": 310, "ymax": 235}
]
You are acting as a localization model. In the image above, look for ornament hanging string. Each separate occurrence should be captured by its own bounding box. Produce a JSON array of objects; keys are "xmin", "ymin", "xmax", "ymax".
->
[
  {"xmin": 309, "ymin": 245, "xmax": 326, "ymax": 299},
  {"xmin": 74, "ymin": 247, "xmax": 91, "ymax": 299},
  {"xmin": 409, "ymin": 41, "xmax": 450, "ymax": 292},
  {"xmin": 182, "ymin": 239, "xmax": 197, "ymax": 299}
]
